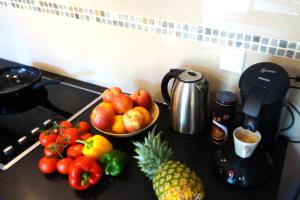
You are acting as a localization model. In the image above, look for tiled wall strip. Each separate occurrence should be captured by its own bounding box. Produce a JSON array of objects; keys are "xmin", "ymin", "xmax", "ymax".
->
[{"xmin": 1, "ymin": 0, "xmax": 300, "ymax": 61}]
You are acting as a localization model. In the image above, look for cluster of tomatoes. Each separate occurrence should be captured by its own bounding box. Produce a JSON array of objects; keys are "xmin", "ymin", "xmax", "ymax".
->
[{"xmin": 38, "ymin": 120, "xmax": 91, "ymax": 174}]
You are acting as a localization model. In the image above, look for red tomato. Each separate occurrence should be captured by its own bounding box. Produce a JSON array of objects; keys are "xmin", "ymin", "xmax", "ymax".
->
[
  {"xmin": 44, "ymin": 142, "xmax": 64, "ymax": 157},
  {"xmin": 39, "ymin": 130, "xmax": 58, "ymax": 147},
  {"xmin": 59, "ymin": 121, "xmax": 73, "ymax": 129},
  {"xmin": 67, "ymin": 144, "xmax": 84, "ymax": 158},
  {"xmin": 79, "ymin": 132, "xmax": 92, "ymax": 140},
  {"xmin": 76, "ymin": 121, "xmax": 90, "ymax": 133},
  {"xmin": 57, "ymin": 128, "xmax": 80, "ymax": 146},
  {"xmin": 57, "ymin": 121, "xmax": 73, "ymax": 134},
  {"xmin": 57, "ymin": 158, "xmax": 73, "ymax": 175},
  {"xmin": 38, "ymin": 157, "xmax": 58, "ymax": 174},
  {"xmin": 55, "ymin": 134, "xmax": 69, "ymax": 146}
]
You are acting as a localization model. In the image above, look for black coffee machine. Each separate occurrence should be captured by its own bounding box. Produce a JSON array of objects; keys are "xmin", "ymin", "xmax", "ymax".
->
[
  {"xmin": 212, "ymin": 62, "xmax": 290, "ymax": 187},
  {"xmin": 239, "ymin": 62, "xmax": 289, "ymax": 147}
]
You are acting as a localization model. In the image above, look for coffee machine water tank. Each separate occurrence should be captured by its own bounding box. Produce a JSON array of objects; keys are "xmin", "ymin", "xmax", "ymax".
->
[{"xmin": 239, "ymin": 62, "xmax": 289, "ymax": 147}]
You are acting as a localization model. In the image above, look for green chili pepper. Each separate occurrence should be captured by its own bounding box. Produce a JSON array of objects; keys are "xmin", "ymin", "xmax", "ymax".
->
[{"xmin": 100, "ymin": 150, "xmax": 128, "ymax": 176}]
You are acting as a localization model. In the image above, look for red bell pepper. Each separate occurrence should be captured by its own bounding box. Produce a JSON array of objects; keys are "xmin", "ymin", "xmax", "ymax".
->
[{"xmin": 68, "ymin": 156, "xmax": 103, "ymax": 190}]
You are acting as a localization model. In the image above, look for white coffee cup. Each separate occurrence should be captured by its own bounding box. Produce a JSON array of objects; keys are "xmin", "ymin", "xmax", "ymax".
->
[{"xmin": 233, "ymin": 126, "xmax": 261, "ymax": 158}]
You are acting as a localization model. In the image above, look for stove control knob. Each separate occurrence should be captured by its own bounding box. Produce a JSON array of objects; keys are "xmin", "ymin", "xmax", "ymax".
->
[
  {"xmin": 3, "ymin": 145, "xmax": 14, "ymax": 156},
  {"xmin": 17, "ymin": 136, "xmax": 28, "ymax": 145},
  {"xmin": 31, "ymin": 127, "xmax": 40, "ymax": 136}
]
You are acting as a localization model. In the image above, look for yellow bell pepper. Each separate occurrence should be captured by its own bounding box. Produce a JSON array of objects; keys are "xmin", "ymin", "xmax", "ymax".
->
[{"xmin": 77, "ymin": 135, "xmax": 113, "ymax": 159}]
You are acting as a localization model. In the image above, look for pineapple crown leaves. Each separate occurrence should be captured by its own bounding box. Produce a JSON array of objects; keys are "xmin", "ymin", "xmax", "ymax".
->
[{"xmin": 132, "ymin": 125, "xmax": 173, "ymax": 180}]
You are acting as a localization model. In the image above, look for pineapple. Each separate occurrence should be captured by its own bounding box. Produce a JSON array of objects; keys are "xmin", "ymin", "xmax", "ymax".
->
[{"xmin": 133, "ymin": 126, "xmax": 205, "ymax": 200}]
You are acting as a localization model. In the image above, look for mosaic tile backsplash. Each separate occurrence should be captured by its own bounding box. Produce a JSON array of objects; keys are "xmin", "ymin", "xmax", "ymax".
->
[{"xmin": 1, "ymin": 0, "xmax": 300, "ymax": 61}]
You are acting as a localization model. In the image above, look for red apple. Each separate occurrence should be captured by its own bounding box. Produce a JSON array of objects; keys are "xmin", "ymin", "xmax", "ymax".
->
[
  {"xmin": 131, "ymin": 89, "xmax": 152, "ymax": 109},
  {"xmin": 90, "ymin": 105, "xmax": 115, "ymax": 131},
  {"xmin": 112, "ymin": 94, "xmax": 133, "ymax": 114},
  {"xmin": 123, "ymin": 109, "xmax": 145, "ymax": 132},
  {"xmin": 102, "ymin": 87, "xmax": 122, "ymax": 103}
]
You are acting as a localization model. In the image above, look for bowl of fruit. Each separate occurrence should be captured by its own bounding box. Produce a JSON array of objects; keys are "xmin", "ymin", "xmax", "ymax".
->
[{"xmin": 90, "ymin": 87, "xmax": 159, "ymax": 138}]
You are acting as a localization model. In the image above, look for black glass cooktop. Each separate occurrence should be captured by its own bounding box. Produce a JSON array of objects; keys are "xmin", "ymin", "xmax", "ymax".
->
[{"xmin": 0, "ymin": 74, "xmax": 100, "ymax": 169}]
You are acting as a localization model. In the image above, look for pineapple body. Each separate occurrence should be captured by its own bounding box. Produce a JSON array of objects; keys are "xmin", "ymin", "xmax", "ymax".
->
[
  {"xmin": 133, "ymin": 126, "xmax": 205, "ymax": 200},
  {"xmin": 153, "ymin": 160, "xmax": 204, "ymax": 200}
]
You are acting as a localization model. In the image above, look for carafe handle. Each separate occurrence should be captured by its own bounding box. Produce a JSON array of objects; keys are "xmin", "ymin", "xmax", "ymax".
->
[{"xmin": 161, "ymin": 69, "xmax": 184, "ymax": 105}]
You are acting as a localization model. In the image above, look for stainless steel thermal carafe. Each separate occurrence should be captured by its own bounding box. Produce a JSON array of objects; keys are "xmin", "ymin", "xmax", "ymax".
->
[{"xmin": 161, "ymin": 69, "xmax": 209, "ymax": 135}]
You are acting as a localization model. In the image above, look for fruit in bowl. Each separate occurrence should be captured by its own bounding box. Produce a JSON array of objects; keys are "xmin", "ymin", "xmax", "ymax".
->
[
  {"xmin": 133, "ymin": 106, "xmax": 151, "ymax": 125},
  {"xmin": 90, "ymin": 87, "xmax": 159, "ymax": 137},
  {"xmin": 102, "ymin": 87, "xmax": 122, "ymax": 103},
  {"xmin": 111, "ymin": 115, "xmax": 126, "ymax": 134},
  {"xmin": 112, "ymin": 94, "xmax": 133, "ymax": 115},
  {"xmin": 90, "ymin": 104, "xmax": 115, "ymax": 131},
  {"xmin": 131, "ymin": 89, "xmax": 152, "ymax": 109},
  {"xmin": 123, "ymin": 109, "xmax": 145, "ymax": 133}
]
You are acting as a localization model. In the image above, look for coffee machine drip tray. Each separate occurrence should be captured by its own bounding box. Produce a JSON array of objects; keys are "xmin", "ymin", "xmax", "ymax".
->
[{"xmin": 211, "ymin": 141, "xmax": 273, "ymax": 187}]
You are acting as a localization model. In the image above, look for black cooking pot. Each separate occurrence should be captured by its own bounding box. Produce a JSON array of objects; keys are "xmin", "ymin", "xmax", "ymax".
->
[
  {"xmin": 0, "ymin": 65, "xmax": 61, "ymax": 98},
  {"xmin": 0, "ymin": 65, "xmax": 72, "ymax": 118}
]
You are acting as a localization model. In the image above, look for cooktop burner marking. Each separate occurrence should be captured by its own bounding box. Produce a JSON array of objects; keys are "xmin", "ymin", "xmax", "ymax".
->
[
  {"xmin": 1, "ymin": 80, "xmax": 102, "ymax": 170},
  {"xmin": 67, "ymin": 95, "xmax": 102, "ymax": 122},
  {"xmin": 30, "ymin": 127, "xmax": 40, "ymax": 135},
  {"xmin": 42, "ymin": 76, "xmax": 101, "ymax": 95},
  {"xmin": 2, "ymin": 142, "xmax": 40, "ymax": 170},
  {"xmin": 2, "ymin": 95, "xmax": 102, "ymax": 170},
  {"xmin": 3, "ymin": 145, "xmax": 13, "ymax": 155},
  {"xmin": 43, "ymin": 119, "xmax": 52, "ymax": 126},
  {"xmin": 17, "ymin": 136, "xmax": 27, "ymax": 145}
]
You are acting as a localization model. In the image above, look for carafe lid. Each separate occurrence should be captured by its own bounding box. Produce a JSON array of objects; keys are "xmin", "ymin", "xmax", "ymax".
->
[{"xmin": 178, "ymin": 70, "xmax": 204, "ymax": 83}]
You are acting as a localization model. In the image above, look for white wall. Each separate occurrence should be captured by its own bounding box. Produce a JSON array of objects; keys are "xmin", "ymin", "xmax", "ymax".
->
[
  {"xmin": 0, "ymin": 4, "xmax": 300, "ymax": 100},
  {"xmin": 0, "ymin": 0, "xmax": 299, "ymax": 130},
  {"xmin": 0, "ymin": 7, "xmax": 243, "ymax": 99}
]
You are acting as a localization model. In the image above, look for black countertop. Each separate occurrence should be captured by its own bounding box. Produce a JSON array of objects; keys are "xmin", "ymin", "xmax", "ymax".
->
[{"xmin": 0, "ymin": 59, "xmax": 288, "ymax": 200}]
